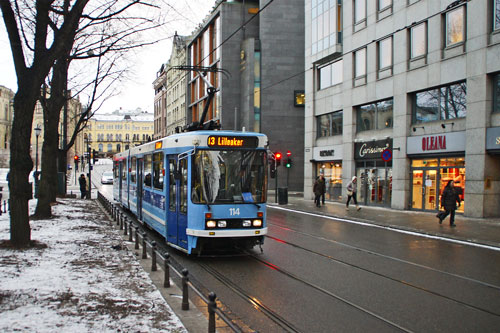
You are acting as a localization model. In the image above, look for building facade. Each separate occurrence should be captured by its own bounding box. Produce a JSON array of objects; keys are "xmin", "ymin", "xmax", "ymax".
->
[
  {"xmin": 0, "ymin": 86, "xmax": 14, "ymax": 168},
  {"xmin": 187, "ymin": 0, "xmax": 306, "ymax": 191},
  {"xmin": 305, "ymin": 0, "xmax": 500, "ymax": 217},
  {"xmin": 84, "ymin": 108, "xmax": 154, "ymax": 157}
]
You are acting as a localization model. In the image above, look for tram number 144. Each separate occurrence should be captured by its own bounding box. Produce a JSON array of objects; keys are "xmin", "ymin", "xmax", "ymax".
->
[{"xmin": 229, "ymin": 208, "xmax": 240, "ymax": 216}]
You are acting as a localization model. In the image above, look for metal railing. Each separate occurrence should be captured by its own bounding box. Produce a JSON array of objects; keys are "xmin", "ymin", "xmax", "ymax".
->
[{"xmin": 97, "ymin": 192, "xmax": 241, "ymax": 333}]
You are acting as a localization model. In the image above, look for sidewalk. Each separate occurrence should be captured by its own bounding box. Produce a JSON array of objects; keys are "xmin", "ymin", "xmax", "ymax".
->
[{"xmin": 269, "ymin": 193, "xmax": 500, "ymax": 249}]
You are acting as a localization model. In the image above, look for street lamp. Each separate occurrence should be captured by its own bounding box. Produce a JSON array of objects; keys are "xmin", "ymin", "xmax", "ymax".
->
[{"xmin": 34, "ymin": 125, "xmax": 42, "ymax": 172}]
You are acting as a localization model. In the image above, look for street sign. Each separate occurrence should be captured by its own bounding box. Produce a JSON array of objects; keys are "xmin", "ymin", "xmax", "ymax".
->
[{"xmin": 381, "ymin": 148, "xmax": 392, "ymax": 162}]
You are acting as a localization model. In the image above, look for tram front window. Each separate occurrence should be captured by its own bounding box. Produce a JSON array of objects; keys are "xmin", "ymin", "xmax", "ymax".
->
[{"xmin": 192, "ymin": 150, "xmax": 267, "ymax": 204}]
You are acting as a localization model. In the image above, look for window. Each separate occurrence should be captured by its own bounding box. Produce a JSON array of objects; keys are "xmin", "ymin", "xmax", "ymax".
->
[
  {"xmin": 357, "ymin": 99, "xmax": 394, "ymax": 132},
  {"xmin": 411, "ymin": 22, "xmax": 427, "ymax": 58},
  {"xmin": 318, "ymin": 59, "xmax": 343, "ymax": 90},
  {"xmin": 354, "ymin": 48, "xmax": 367, "ymax": 78},
  {"xmin": 144, "ymin": 154, "xmax": 152, "ymax": 187},
  {"xmin": 378, "ymin": 37, "xmax": 392, "ymax": 70},
  {"xmin": 354, "ymin": 0, "xmax": 366, "ymax": 24},
  {"xmin": 153, "ymin": 152, "xmax": 164, "ymax": 190},
  {"xmin": 446, "ymin": 6, "xmax": 465, "ymax": 46},
  {"xmin": 107, "ymin": 144, "xmax": 112, "ymax": 152},
  {"xmin": 130, "ymin": 157, "xmax": 136, "ymax": 183},
  {"xmin": 317, "ymin": 111, "xmax": 343, "ymax": 138},
  {"xmin": 311, "ymin": 0, "xmax": 343, "ymax": 54},
  {"xmin": 294, "ymin": 91, "xmax": 305, "ymax": 106},
  {"xmin": 495, "ymin": 0, "xmax": 500, "ymax": 30},
  {"xmin": 378, "ymin": 0, "xmax": 391, "ymax": 11},
  {"xmin": 413, "ymin": 81, "xmax": 467, "ymax": 123},
  {"xmin": 493, "ymin": 74, "xmax": 500, "ymax": 113}
]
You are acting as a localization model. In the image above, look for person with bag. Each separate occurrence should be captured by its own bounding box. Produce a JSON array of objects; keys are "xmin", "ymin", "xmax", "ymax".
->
[
  {"xmin": 437, "ymin": 180, "xmax": 461, "ymax": 227},
  {"xmin": 319, "ymin": 175, "xmax": 326, "ymax": 206},
  {"xmin": 346, "ymin": 176, "xmax": 361, "ymax": 211},
  {"xmin": 313, "ymin": 177, "xmax": 322, "ymax": 207},
  {"xmin": 78, "ymin": 174, "xmax": 87, "ymax": 199}
]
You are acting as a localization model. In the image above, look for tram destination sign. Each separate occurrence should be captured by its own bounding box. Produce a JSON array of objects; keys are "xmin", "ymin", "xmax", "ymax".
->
[{"xmin": 207, "ymin": 135, "xmax": 258, "ymax": 148}]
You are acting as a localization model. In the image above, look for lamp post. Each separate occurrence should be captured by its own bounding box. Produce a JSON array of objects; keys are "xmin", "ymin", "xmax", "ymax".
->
[{"xmin": 34, "ymin": 125, "xmax": 42, "ymax": 198}]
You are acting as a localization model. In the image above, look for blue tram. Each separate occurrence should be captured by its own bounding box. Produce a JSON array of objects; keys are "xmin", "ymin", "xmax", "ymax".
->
[{"xmin": 113, "ymin": 130, "xmax": 269, "ymax": 254}]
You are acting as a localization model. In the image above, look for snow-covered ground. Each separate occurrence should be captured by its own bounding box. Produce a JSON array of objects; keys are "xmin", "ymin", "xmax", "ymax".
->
[{"xmin": 0, "ymin": 199, "xmax": 186, "ymax": 332}]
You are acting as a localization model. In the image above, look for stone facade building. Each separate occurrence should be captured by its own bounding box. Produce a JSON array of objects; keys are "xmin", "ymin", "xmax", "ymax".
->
[
  {"xmin": 304, "ymin": 0, "xmax": 500, "ymax": 217},
  {"xmin": 0, "ymin": 86, "xmax": 14, "ymax": 167}
]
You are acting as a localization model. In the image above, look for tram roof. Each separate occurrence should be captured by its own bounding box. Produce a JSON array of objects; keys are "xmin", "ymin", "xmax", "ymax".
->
[{"xmin": 114, "ymin": 130, "xmax": 268, "ymax": 160}]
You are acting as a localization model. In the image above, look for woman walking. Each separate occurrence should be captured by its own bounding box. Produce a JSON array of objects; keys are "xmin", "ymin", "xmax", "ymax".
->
[
  {"xmin": 346, "ymin": 176, "xmax": 361, "ymax": 211},
  {"xmin": 437, "ymin": 180, "xmax": 461, "ymax": 227}
]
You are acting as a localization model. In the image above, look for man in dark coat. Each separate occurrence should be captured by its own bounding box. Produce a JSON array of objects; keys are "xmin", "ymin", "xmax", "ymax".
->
[
  {"xmin": 313, "ymin": 177, "xmax": 322, "ymax": 207},
  {"xmin": 437, "ymin": 180, "xmax": 461, "ymax": 227},
  {"xmin": 78, "ymin": 174, "xmax": 87, "ymax": 199},
  {"xmin": 318, "ymin": 175, "xmax": 326, "ymax": 206}
]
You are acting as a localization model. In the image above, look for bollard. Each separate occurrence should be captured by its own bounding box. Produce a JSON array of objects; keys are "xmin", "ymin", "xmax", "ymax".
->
[
  {"xmin": 128, "ymin": 223, "xmax": 133, "ymax": 242},
  {"xmin": 151, "ymin": 241, "xmax": 157, "ymax": 272},
  {"xmin": 112, "ymin": 206, "xmax": 115, "ymax": 220},
  {"xmin": 2, "ymin": 200, "xmax": 5, "ymax": 213},
  {"xmin": 181, "ymin": 269, "xmax": 189, "ymax": 310},
  {"xmin": 142, "ymin": 232, "xmax": 147, "ymax": 259},
  {"xmin": 135, "ymin": 227, "xmax": 140, "ymax": 250},
  {"xmin": 123, "ymin": 218, "xmax": 128, "ymax": 236},
  {"xmin": 119, "ymin": 213, "xmax": 124, "ymax": 230},
  {"xmin": 208, "ymin": 292, "xmax": 217, "ymax": 333},
  {"xmin": 163, "ymin": 252, "xmax": 170, "ymax": 288}
]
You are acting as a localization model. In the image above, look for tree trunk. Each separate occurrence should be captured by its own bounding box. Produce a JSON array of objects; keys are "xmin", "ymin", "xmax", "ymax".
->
[{"xmin": 10, "ymin": 90, "xmax": 37, "ymax": 247}]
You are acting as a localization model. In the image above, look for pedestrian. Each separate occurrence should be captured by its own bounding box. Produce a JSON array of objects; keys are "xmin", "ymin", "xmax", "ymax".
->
[
  {"xmin": 319, "ymin": 175, "xmax": 326, "ymax": 206},
  {"xmin": 437, "ymin": 180, "xmax": 461, "ymax": 227},
  {"xmin": 313, "ymin": 177, "xmax": 322, "ymax": 207},
  {"xmin": 346, "ymin": 176, "xmax": 361, "ymax": 211},
  {"xmin": 78, "ymin": 174, "xmax": 87, "ymax": 199}
]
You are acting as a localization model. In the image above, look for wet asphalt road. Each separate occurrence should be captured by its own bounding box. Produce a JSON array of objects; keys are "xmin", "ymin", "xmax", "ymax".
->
[{"xmin": 95, "ymin": 174, "xmax": 500, "ymax": 332}]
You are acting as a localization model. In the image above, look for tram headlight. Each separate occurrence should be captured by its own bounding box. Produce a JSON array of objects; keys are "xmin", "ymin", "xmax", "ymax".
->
[
  {"xmin": 217, "ymin": 220, "xmax": 227, "ymax": 228},
  {"xmin": 252, "ymin": 219, "xmax": 262, "ymax": 227},
  {"xmin": 242, "ymin": 220, "xmax": 252, "ymax": 227},
  {"xmin": 206, "ymin": 220, "xmax": 216, "ymax": 228}
]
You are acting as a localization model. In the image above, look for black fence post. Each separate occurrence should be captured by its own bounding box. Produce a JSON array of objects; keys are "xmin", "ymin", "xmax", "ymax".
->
[
  {"xmin": 208, "ymin": 292, "xmax": 217, "ymax": 333},
  {"xmin": 151, "ymin": 241, "xmax": 157, "ymax": 272},
  {"xmin": 142, "ymin": 232, "xmax": 147, "ymax": 259},
  {"xmin": 135, "ymin": 227, "xmax": 140, "ymax": 250},
  {"xmin": 128, "ymin": 223, "xmax": 133, "ymax": 242},
  {"xmin": 119, "ymin": 213, "xmax": 124, "ymax": 230},
  {"xmin": 163, "ymin": 252, "xmax": 170, "ymax": 288},
  {"xmin": 182, "ymin": 269, "xmax": 189, "ymax": 310}
]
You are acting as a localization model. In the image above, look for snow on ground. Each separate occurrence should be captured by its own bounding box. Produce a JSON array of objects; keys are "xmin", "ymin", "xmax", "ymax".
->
[{"xmin": 0, "ymin": 199, "xmax": 186, "ymax": 332}]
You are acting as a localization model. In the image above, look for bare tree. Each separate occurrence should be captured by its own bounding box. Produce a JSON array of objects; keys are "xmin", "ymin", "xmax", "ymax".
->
[
  {"xmin": 34, "ymin": 1, "xmax": 162, "ymax": 218},
  {"xmin": 0, "ymin": 0, "xmax": 162, "ymax": 246}
]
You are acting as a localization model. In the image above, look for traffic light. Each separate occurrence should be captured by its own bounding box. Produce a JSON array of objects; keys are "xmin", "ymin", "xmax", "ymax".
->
[
  {"xmin": 275, "ymin": 152, "xmax": 282, "ymax": 166},
  {"xmin": 285, "ymin": 150, "xmax": 292, "ymax": 168},
  {"xmin": 270, "ymin": 162, "xmax": 276, "ymax": 178},
  {"xmin": 93, "ymin": 149, "xmax": 97, "ymax": 164},
  {"xmin": 74, "ymin": 155, "xmax": 79, "ymax": 163}
]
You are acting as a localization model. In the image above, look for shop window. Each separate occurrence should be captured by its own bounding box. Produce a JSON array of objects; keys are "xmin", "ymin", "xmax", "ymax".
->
[
  {"xmin": 494, "ymin": 73, "xmax": 500, "ymax": 113},
  {"xmin": 356, "ymin": 99, "xmax": 393, "ymax": 132},
  {"xmin": 317, "ymin": 162, "xmax": 343, "ymax": 201},
  {"xmin": 317, "ymin": 111, "xmax": 343, "ymax": 138},
  {"xmin": 445, "ymin": 6, "xmax": 465, "ymax": 47},
  {"xmin": 413, "ymin": 81, "xmax": 466, "ymax": 123}
]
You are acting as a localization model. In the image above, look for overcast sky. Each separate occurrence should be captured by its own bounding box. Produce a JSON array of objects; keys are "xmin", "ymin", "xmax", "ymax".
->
[{"xmin": 0, "ymin": 0, "xmax": 215, "ymax": 114}]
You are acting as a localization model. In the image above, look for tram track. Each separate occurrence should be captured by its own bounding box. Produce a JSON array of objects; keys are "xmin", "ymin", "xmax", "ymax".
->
[{"xmin": 265, "ymin": 222, "xmax": 500, "ymax": 318}]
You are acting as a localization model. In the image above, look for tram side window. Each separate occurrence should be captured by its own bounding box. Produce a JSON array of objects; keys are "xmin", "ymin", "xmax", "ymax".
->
[
  {"xmin": 130, "ymin": 157, "xmax": 136, "ymax": 183},
  {"xmin": 169, "ymin": 159, "xmax": 176, "ymax": 211},
  {"xmin": 153, "ymin": 152, "xmax": 164, "ymax": 190},
  {"xmin": 144, "ymin": 154, "xmax": 152, "ymax": 187},
  {"xmin": 121, "ymin": 161, "xmax": 126, "ymax": 181},
  {"xmin": 113, "ymin": 162, "xmax": 119, "ymax": 179}
]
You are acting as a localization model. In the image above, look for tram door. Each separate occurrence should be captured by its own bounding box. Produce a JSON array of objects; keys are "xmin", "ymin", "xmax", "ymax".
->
[
  {"xmin": 137, "ymin": 158, "xmax": 143, "ymax": 220},
  {"xmin": 167, "ymin": 157, "xmax": 188, "ymax": 249}
]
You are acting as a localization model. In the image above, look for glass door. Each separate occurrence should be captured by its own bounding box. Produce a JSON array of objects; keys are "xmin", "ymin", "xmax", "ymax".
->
[
  {"xmin": 412, "ymin": 169, "xmax": 438, "ymax": 211},
  {"xmin": 424, "ymin": 170, "xmax": 437, "ymax": 210}
]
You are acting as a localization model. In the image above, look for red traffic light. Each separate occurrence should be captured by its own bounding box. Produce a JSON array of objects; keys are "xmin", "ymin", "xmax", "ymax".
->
[{"xmin": 275, "ymin": 152, "xmax": 282, "ymax": 160}]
